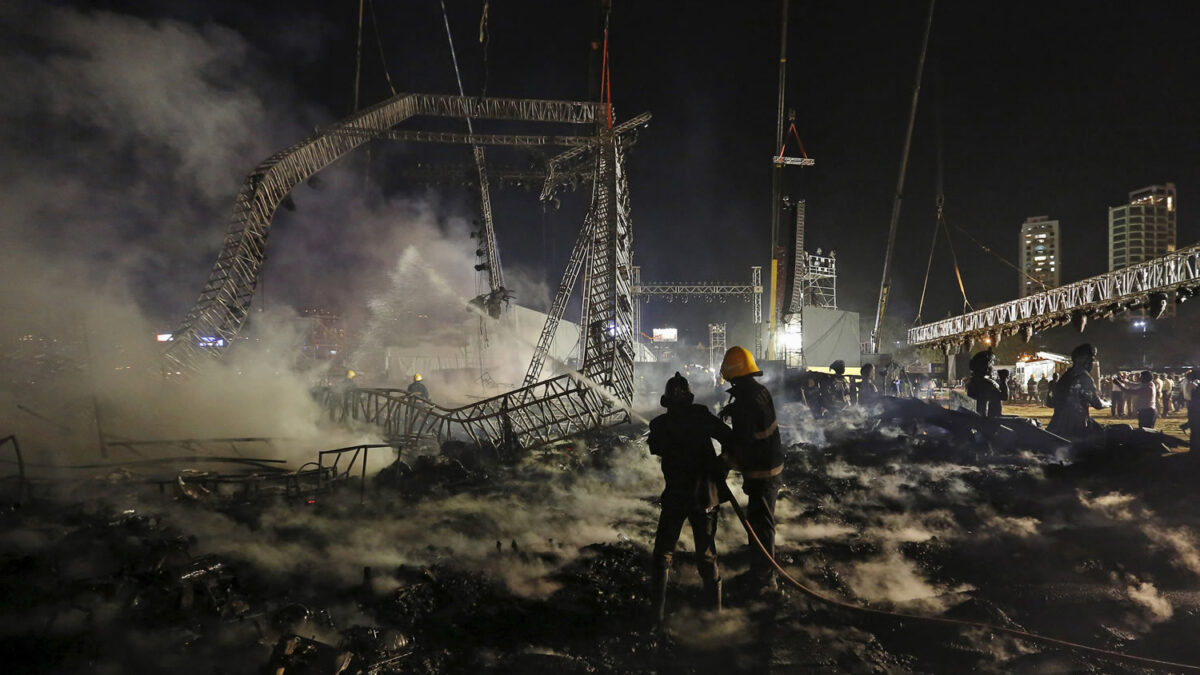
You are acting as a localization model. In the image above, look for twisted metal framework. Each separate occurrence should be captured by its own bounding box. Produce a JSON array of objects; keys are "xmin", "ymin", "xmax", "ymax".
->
[
  {"xmin": 165, "ymin": 94, "xmax": 605, "ymax": 373},
  {"xmin": 166, "ymin": 92, "xmax": 646, "ymax": 447},
  {"xmin": 521, "ymin": 114, "xmax": 650, "ymax": 387},
  {"xmin": 579, "ymin": 132, "xmax": 637, "ymax": 404},
  {"xmin": 907, "ymin": 244, "xmax": 1200, "ymax": 349},
  {"xmin": 320, "ymin": 372, "xmax": 626, "ymax": 448}
]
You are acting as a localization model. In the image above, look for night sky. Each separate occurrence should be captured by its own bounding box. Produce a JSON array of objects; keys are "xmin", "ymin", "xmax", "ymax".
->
[{"xmin": 5, "ymin": 1, "xmax": 1199, "ymax": 350}]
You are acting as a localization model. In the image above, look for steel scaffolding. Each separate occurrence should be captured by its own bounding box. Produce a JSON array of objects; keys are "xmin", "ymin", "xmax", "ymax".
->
[
  {"xmin": 801, "ymin": 251, "xmax": 837, "ymax": 309},
  {"xmin": 708, "ymin": 323, "xmax": 727, "ymax": 374}
]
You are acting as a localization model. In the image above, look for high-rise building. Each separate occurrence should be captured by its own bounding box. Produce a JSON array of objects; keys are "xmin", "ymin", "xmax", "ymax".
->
[
  {"xmin": 1018, "ymin": 216, "xmax": 1060, "ymax": 297},
  {"xmin": 1108, "ymin": 183, "xmax": 1176, "ymax": 271}
]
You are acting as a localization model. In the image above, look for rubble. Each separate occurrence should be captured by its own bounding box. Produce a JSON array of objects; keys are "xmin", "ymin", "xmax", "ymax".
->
[{"xmin": 4, "ymin": 415, "xmax": 1200, "ymax": 673}]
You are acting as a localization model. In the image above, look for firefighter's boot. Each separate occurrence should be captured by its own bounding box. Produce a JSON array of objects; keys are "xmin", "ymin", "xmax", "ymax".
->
[
  {"xmin": 650, "ymin": 566, "xmax": 669, "ymax": 624},
  {"xmin": 703, "ymin": 577, "xmax": 723, "ymax": 611}
]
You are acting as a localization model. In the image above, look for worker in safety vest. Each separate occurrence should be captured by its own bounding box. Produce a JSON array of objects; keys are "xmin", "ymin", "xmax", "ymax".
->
[
  {"xmin": 647, "ymin": 372, "xmax": 736, "ymax": 622},
  {"xmin": 407, "ymin": 373, "xmax": 429, "ymax": 400},
  {"xmin": 718, "ymin": 346, "xmax": 784, "ymax": 593}
]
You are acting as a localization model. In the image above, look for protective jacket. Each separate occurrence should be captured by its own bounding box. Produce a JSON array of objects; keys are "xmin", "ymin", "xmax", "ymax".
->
[
  {"xmin": 407, "ymin": 380, "xmax": 429, "ymax": 399},
  {"xmin": 723, "ymin": 378, "xmax": 784, "ymax": 477},
  {"xmin": 648, "ymin": 403, "xmax": 735, "ymax": 512},
  {"xmin": 1047, "ymin": 367, "xmax": 1104, "ymax": 439}
]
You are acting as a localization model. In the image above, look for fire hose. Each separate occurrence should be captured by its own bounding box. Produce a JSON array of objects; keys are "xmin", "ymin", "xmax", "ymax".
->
[{"xmin": 719, "ymin": 481, "xmax": 1200, "ymax": 673}]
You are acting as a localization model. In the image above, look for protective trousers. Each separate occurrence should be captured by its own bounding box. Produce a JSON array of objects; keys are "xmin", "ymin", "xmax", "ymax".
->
[
  {"xmin": 743, "ymin": 475, "xmax": 781, "ymax": 586},
  {"xmin": 651, "ymin": 495, "xmax": 719, "ymax": 584}
]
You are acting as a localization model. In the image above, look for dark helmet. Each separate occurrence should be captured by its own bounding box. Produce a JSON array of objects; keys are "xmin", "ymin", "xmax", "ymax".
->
[
  {"xmin": 1070, "ymin": 343, "xmax": 1098, "ymax": 366},
  {"xmin": 660, "ymin": 371, "xmax": 694, "ymax": 407},
  {"xmin": 969, "ymin": 350, "xmax": 995, "ymax": 376},
  {"xmin": 830, "ymin": 360, "xmax": 846, "ymax": 375}
]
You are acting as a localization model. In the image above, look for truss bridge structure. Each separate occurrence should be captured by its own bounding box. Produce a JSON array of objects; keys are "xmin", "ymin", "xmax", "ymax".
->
[
  {"xmin": 165, "ymin": 93, "xmax": 649, "ymax": 448},
  {"xmin": 907, "ymin": 244, "xmax": 1200, "ymax": 350}
]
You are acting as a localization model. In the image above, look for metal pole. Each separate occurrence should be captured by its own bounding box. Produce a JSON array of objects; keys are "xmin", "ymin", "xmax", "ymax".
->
[
  {"xmin": 768, "ymin": 0, "xmax": 790, "ymax": 360},
  {"xmin": 871, "ymin": 0, "xmax": 936, "ymax": 352},
  {"xmin": 770, "ymin": 0, "xmax": 789, "ymax": 254}
]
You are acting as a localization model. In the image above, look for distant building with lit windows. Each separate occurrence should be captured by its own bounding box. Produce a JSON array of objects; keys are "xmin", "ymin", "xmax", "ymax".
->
[
  {"xmin": 1018, "ymin": 216, "xmax": 1060, "ymax": 297},
  {"xmin": 1108, "ymin": 183, "xmax": 1176, "ymax": 271}
]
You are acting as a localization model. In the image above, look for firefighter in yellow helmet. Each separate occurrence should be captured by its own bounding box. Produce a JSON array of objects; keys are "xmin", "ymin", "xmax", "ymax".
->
[
  {"xmin": 719, "ymin": 346, "xmax": 784, "ymax": 593},
  {"xmin": 406, "ymin": 373, "xmax": 429, "ymax": 400}
]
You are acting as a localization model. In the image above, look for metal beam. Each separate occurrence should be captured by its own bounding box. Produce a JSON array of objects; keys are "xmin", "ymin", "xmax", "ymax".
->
[
  {"xmin": 336, "ymin": 128, "xmax": 597, "ymax": 147},
  {"xmin": 908, "ymin": 244, "xmax": 1200, "ymax": 348},
  {"xmin": 405, "ymin": 94, "xmax": 604, "ymax": 123},
  {"xmin": 634, "ymin": 283, "xmax": 758, "ymax": 299}
]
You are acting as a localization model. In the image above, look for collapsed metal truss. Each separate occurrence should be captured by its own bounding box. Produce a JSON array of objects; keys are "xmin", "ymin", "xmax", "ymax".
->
[
  {"xmin": 579, "ymin": 132, "xmax": 637, "ymax": 404},
  {"xmin": 320, "ymin": 372, "xmax": 626, "ymax": 448},
  {"xmin": 166, "ymin": 92, "xmax": 647, "ymax": 447},
  {"xmin": 165, "ymin": 94, "xmax": 607, "ymax": 373},
  {"xmin": 521, "ymin": 114, "xmax": 650, "ymax": 388},
  {"xmin": 522, "ymin": 211, "xmax": 595, "ymax": 386},
  {"xmin": 907, "ymin": 244, "xmax": 1200, "ymax": 349}
]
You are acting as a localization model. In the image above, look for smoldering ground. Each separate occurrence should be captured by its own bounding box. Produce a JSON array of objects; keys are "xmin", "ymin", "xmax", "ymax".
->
[{"xmin": 10, "ymin": 393, "xmax": 1200, "ymax": 672}]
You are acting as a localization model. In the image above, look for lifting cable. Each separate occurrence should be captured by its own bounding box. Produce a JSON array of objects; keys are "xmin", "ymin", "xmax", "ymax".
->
[
  {"xmin": 775, "ymin": 123, "xmax": 810, "ymax": 162},
  {"xmin": 940, "ymin": 208, "xmax": 972, "ymax": 314},
  {"xmin": 352, "ymin": 0, "xmax": 364, "ymax": 113},
  {"xmin": 952, "ymin": 221, "xmax": 1049, "ymax": 294},
  {"xmin": 720, "ymin": 483, "xmax": 1200, "ymax": 673},
  {"xmin": 479, "ymin": 0, "xmax": 490, "ymax": 98},
  {"xmin": 914, "ymin": 101, "xmax": 971, "ymax": 323},
  {"xmin": 599, "ymin": 7, "xmax": 614, "ymax": 129},
  {"xmin": 367, "ymin": 0, "xmax": 398, "ymax": 97}
]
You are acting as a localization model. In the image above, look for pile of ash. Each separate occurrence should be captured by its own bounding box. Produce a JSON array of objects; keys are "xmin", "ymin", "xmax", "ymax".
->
[{"xmin": 4, "ymin": 417, "xmax": 1200, "ymax": 672}]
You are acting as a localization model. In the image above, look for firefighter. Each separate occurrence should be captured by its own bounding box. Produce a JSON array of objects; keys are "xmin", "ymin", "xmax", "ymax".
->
[
  {"xmin": 823, "ymin": 360, "xmax": 850, "ymax": 413},
  {"xmin": 718, "ymin": 346, "xmax": 784, "ymax": 593},
  {"xmin": 966, "ymin": 350, "xmax": 1003, "ymax": 417},
  {"xmin": 857, "ymin": 362, "xmax": 880, "ymax": 406},
  {"xmin": 646, "ymin": 372, "xmax": 736, "ymax": 621},
  {"xmin": 406, "ymin": 373, "xmax": 429, "ymax": 400},
  {"xmin": 1047, "ymin": 344, "xmax": 1109, "ymax": 439}
]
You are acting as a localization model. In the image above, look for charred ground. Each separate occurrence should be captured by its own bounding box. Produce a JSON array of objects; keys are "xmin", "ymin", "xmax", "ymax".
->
[{"xmin": 3, "ymin": 407, "xmax": 1200, "ymax": 674}]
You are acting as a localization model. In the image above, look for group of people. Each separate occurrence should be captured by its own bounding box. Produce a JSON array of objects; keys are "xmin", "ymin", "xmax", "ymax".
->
[
  {"xmin": 1015, "ymin": 373, "xmax": 1056, "ymax": 405},
  {"xmin": 794, "ymin": 360, "xmax": 882, "ymax": 416},
  {"xmin": 962, "ymin": 343, "xmax": 1200, "ymax": 446},
  {"xmin": 646, "ymin": 346, "xmax": 783, "ymax": 622},
  {"xmin": 1100, "ymin": 371, "xmax": 1194, "ymax": 428}
]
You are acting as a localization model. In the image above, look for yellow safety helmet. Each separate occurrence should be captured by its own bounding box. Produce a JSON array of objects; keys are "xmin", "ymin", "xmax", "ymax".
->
[
  {"xmin": 413, "ymin": 373, "xmax": 423, "ymax": 382},
  {"xmin": 720, "ymin": 346, "xmax": 762, "ymax": 380}
]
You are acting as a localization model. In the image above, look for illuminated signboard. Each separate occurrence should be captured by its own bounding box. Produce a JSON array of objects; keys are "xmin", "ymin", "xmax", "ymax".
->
[{"xmin": 652, "ymin": 328, "xmax": 678, "ymax": 343}]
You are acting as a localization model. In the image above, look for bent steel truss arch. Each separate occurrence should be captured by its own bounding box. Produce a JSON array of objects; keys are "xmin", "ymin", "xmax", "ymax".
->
[{"xmin": 164, "ymin": 94, "xmax": 606, "ymax": 373}]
